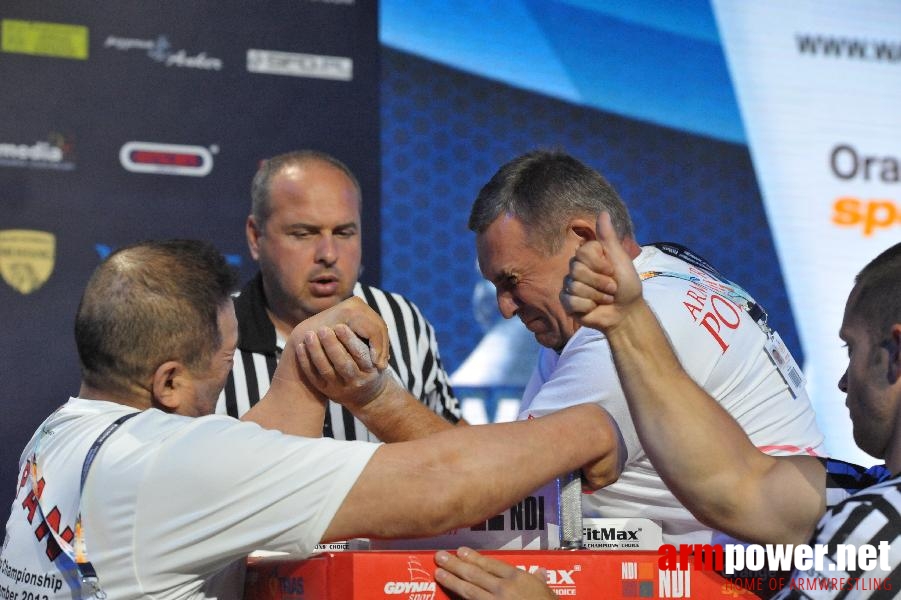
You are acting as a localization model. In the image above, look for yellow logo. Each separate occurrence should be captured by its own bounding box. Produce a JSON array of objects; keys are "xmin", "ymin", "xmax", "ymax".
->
[
  {"xmin": 1, "ymin": 19, "xmax": 89, "ymax": 60},
  {"xmin": 0, "ymin": 230, "xmax": 56, "ymax": 294}
]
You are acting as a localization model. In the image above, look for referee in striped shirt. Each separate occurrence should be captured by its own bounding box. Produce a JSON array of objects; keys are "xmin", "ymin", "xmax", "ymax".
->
[{"xmin": 216, "ymin": 150, "xmax": 462, "ymax": 441}]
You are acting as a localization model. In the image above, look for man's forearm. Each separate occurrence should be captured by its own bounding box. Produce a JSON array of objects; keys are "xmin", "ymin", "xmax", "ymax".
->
[
  {"xmin": 350, "ymin": 377, "xmax": 458, "ymax": 441},
  {"xmin": 244, "ymin": 298, "xmax": 391, "ymax": 437},
  {"xmin": 242, "ymin": 340, "xmax": 327, "ymax": 437},
  {"xmin": 324, "ymin": 403, "xmax": 617, "ymax": 542}
]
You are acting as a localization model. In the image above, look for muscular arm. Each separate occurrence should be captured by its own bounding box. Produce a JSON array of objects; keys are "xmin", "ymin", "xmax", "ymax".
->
[
  {"xmin": 298, "ymin": 324, "xmax": 463, "ymax": 441},
  {"xmin": 341, "ymin": 375, "xmax": 462, "ymax": 441},
  {"xmin": 241, "ymin": 298, "xmax": 390, "ymax": 437},
  {"xmin": 240, "ymin": 330, "xmax": 327, "ymax": 436},
  {"xmin": 562, "ymin": 213, "xmax": 827, "ymax": 545},
  {"xmin": 322, "ymin": 402, "xmax": 619, "ymax": 541}
]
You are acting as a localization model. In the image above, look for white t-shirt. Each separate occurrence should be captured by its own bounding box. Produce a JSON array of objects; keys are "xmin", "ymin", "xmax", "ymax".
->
[
  {"xmin": 0, "ymin": 397, "xmax": 378, "ymax": 600},
  {"xmin": 520, "ymin": 245, "xmax": 825, "ymax": 545}
]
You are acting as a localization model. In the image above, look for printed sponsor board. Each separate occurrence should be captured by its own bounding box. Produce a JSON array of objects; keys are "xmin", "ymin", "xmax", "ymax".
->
[
  {"xmin": 247, "ymin": 48, "xmax": 353, "ymax": 81},
  {"xmin": 0, "ymin": 134, "xmax": 75, "ymax": 171},
  {"xmin": 1, "ymin": 19, "xmax": 88, "ymax": 60},
  {"xmin": 119, "ymin": 141, "xmax": 214, "ymax": 177},
  {"xmin": 0, "ymin": 230, "xmax": 55, "ymax": 295},
  {"xmin": 245, "ymin": 551, "xmax": 736, "ymax": 599},
  {"xmin": 582, "ymin": 518, "xmax": 663, "ymax": 551},
  {"xmin": 104, "ymin": 34, "xmax": 222, "ymax": 70}
]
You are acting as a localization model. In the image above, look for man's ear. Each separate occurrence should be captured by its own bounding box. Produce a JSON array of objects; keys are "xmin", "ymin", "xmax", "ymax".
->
[
  {"xmin": 151, "ymin": 360, "xmax": 189, "ymax": 413},
  {"xmin": 569, "ymin": 218, "xmax": 597, "ymax": 245},
  {"xmin": 247, "ymin": 215, "xmax": 262, "ymax": 260},
  {"xmin": 888, "ymin": 324, "xmax": 901, "ymax": 384}
]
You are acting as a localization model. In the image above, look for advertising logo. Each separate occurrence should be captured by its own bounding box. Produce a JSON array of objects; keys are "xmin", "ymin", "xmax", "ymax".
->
[
  {"xmin": 517, "ymin": 563, "xmax": 581, "ymax": 596},
  {"xmin": 829, "ymin": 144, "xmax": 900, "ymax": 236},
  {"xmin": 622, "ymin": 560, "xmax": 692, "ymax": 599},
  {"xmin": 119, "ymin": 141, "xmax": 215, "ymax": 177},
  {"xmin": 104, "ymin": 35, "xmax": 222, "ymax": 70},
  {"xmin": 583, "ymin": 525, "xmax": 641, "ymax": 549},
  {"xmin": 0, "ymin": 133, "xmax": 76, "ymax": 171},
  {"xmin": 382, "ymin": 556, "xmax": 435, "ymax": 600},
  {"xmin": 1, "ymin": 19, "xmax": 88, "ymax": 60},
  {"xmin": 620, "ymin": 561, "xmax": 656, "ymax": 598},
  {"xmin": 247, "ymin": 48, "xmax": 353, "ymax": 81},
  {"xmin": 832, "ymin": 197, "xmax": 901, "ymax": 236},
  {"xmin": 274, "ymin": 575, "xmax": 305, "ymax": 599},
  {"xmin": 0, "ymin": 230, "xmax": 56, "ymax": 295},
  {"xmin": 582, "ymin": 518, "xmax": 662, "ymax": 551}
]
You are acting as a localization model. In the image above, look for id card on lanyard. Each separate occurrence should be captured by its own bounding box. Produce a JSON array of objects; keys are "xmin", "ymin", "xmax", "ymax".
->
[{"xmin": 29, "ymin": 409, "xmax": 139, "ymax": 599}]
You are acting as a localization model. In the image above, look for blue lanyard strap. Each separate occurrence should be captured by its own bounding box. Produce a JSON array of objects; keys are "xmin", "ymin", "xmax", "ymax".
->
[
  {"xmin": 31, "ymin": 410, "xmax": 139, "ymax": 599},
  {"xmin": 80, "ymin": 413, "xmax": 137, "ymax": 490}
]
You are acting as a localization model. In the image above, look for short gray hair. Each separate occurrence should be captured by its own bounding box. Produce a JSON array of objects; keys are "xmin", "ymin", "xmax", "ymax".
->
[{"xmin": 468, "ymin": 149, "xmax": 634, "ymax": 255}]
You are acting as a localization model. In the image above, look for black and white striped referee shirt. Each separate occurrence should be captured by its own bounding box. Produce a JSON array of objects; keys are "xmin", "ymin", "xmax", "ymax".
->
[
  {"xmin": 216, "ymin": 273, "xmax": 461, "ymax": 440},
  {"xmin": 775, "ymin": 463, "xmax": 900, "ymax": 599}
]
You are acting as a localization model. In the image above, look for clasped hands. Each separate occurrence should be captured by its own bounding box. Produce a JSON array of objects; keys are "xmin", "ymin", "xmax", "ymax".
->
[{"xmin": 287, "ymin": 297, "xmax": 399, "ymax": 411}]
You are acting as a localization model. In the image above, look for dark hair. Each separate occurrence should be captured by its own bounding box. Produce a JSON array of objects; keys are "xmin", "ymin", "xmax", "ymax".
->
[
  {"xmin": 74, "ymin": 239, "xmax": 237, "ymax": 396},
  {"xmin": 468, "ymin": 149, "xmax": 634, "ymax": 254},
  {"xmin": 250, "ymin": 150, "xmax": 361, "ymax": 227},
  {"xmin": 848, "ymin": 242, "xmax": 901, "ymax": 338}
]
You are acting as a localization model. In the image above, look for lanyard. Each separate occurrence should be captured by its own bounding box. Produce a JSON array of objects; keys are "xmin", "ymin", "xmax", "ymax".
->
[
  {"xmin": 642, "ymin": 243, "xmax": 807, "ymax": 398},
  {"xmin": 29, "ymin": 409, "xmax": 139, "ymax": 599},
  {"xmin": 642, "ymin": 242, "xmax": 770, "ymax": 332}
]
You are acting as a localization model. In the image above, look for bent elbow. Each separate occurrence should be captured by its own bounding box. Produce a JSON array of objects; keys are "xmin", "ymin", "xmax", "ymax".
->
[
  {"xmin": 581, "ymin": 413, "xmax": 626, "ymax": 491},
  {"xmin": 581, "ymin": 464, "xmax": 620, "ymax": 491}
]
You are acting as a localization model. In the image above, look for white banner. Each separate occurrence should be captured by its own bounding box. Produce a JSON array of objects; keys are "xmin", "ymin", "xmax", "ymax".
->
[{"xmin": 713, "ymin": 0, "xmax": 901, "ymax": 465}]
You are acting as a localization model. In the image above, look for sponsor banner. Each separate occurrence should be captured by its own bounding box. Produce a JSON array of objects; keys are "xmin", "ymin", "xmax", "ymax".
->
[
  {"xmin": 103, "ymin": 34, "xmax": 223, "ymax": 70},
  {"xmin": 246, "ymin": 551, "xmax": 736, "ymax": 599},
  {"xmin": 0, "ymin": 133, "xmax": 76, "ymax": 171},
  {"xmin": 245, "ymin": 555, "xmax": 329, "ymax": 600},
  {"xmin": 583, "ymin": 518, "xmax": 663, "ymax": 551},
  {"xmin": 119, "ymin": 141, "xmax": 214, "ymax": 177},
  {"xmin": 712, "ymin": 0, "xmax": 901, "ymax": 465},
  {"xmin": 0, "ymin": 230, "xmax": 56, "ymax": 295},
  {"xmin": 371, "ymin": 480, "xmax": 562, "ymax": 551},
  {"xmin": 247, "ymin": 48, "xmax": 353, "ymax": 81},
  {"xmin": 1, "ymin": 19, "xmax": 88, "ymax": 60}
]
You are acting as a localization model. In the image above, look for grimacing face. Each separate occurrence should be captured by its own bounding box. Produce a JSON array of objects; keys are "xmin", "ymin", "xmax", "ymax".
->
[
  {"xmin": 476, "ymin": 214, "xmax": 581, "ymax": 351},
  {"xmin": 248, "ymin": 160, "xmax": 362, "ymax": 327}
]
